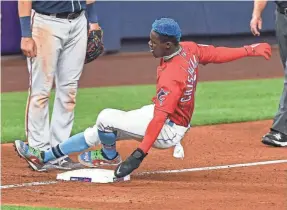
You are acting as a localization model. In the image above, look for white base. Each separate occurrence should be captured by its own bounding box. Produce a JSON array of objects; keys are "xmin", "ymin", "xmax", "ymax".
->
[{"xmin": 56, "ymin": 168, "xmax": 130, "ymax": 183}]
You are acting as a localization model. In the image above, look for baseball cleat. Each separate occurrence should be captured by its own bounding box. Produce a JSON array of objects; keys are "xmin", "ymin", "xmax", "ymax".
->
[
  {"xmin": 262, "ymin": 130, "xmax": 287, "ymax": 147},
  {"xmin": 43, "ymin": 156, "xmax": 85, "ymax": 171},
  {"xmin": 78, "ymin": 149, "xmax": 122, "ymax": 168},
  {"xmin": 14, "ymin": 140, "xmax": 46, "ymax": 172},
  {"xmin": 58, "ymin": 157, "xmax": 86, "ymax": 170}
]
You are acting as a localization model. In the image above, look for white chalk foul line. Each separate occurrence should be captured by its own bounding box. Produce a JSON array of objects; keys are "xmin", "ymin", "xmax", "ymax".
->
[
  {"xmin": 1, "ymin": 159, "xmax": 287, "ymax": 189},
  {"xmin": 0, "ymin": 181, "xmax": 58, "ymax": 189},
  {"xmin": 137, "ymin": 159, "xmax": 287, "ymax": 175}
]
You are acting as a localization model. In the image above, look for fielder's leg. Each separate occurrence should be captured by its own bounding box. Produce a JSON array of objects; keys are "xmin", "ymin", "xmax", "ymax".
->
[
  {"xmin": 262, "ymin": 10, "xmax": 287, "ymax": 147},
  {"xmin": 50, "ymin": 12, "xmax": 87, "ymax": 147},
  {"xmin": 47, "ymin": 12, "xmax": 88, "ymax": 168},
  {"xmin": 25, "ymin": 12, "xmax": 62, "ymax": 151}
]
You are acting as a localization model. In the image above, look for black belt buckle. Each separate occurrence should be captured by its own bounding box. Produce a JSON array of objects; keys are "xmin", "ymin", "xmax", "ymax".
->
[
  {"xmin": 54, "ymin": 10, "xmax": 82, "ymax": 20},
  {"xmin": 67, "ymin": 11, "xmax": 80, "ymax": 20}
]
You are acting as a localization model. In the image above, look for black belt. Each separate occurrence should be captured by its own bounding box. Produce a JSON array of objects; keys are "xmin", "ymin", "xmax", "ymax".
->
[
  {"xmin": 277, "ymin": 7, "xmax": 287, "ymax": 15},
  {"xmin": 39, "ymin": 10, "xmax": 83, "ymax": 20}
]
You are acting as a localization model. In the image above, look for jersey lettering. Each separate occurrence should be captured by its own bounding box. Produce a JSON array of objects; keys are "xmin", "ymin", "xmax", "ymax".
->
[{"xmin": 180, "ymin": 55, "xmax": 198, "ymax": 103}]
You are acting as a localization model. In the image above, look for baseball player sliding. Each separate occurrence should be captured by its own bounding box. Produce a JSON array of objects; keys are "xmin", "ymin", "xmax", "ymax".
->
[{"xmin": 15, "ymin": 18, "xmax": 271, "ymax": 178}]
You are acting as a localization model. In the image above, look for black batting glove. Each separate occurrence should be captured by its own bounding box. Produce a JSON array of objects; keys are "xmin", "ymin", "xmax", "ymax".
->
[{"xmin": 114, "ymin": 148, "xmax": 147, "ymax": 178}]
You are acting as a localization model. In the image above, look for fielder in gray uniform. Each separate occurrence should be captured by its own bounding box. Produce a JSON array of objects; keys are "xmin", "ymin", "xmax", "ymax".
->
[
  {"xmin": 18, "ymin": 0, "xmax": 102, "ymax": 170},
  {"xmin": 250, "ymin": 0, "xmax": 287, "ymax": 147}
]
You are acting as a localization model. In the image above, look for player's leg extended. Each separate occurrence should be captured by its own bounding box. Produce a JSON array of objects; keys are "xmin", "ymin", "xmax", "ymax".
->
[
  {"xmin": 77, "ymin": 107, "xmax": 152, "ymax": 167},
  {"xmin": 79, "ymin": 105, "xmax": 189, "ymax": 167},
  {"xmin": 41, "ymin": 114, "xmax": 124, "ymax": 166},
  {"xmin": 25, "ymin": 12, "xmax": 62, "ymax": 151},
  {"xmin": 50, "ymin": 11, "xmax": 87, "ymax": 147},
  {"xmin": 263, "ymin": 10, "xmax": 287, "ymax": 147}
]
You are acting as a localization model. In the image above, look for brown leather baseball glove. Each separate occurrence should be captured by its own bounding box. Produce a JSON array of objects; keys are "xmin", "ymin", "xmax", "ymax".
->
[{"xmin": 85, "ymin": 29, "xmax": 104, "ymax": 64}]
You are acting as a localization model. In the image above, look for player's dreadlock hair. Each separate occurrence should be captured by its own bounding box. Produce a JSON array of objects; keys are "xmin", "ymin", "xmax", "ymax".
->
[{"xmin": 152, "ymin": 18, "xmax": 182, "ymax": 45}]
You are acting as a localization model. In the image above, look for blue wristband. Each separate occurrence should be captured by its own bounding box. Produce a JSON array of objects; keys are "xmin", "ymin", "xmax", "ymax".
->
[
  {"xmin": 20, "ymin": 16, "xmax": 32, "ymax": 37},
  {"xmin": 86, "ymin": 2, "xmax": 98, "ymax": 23}
]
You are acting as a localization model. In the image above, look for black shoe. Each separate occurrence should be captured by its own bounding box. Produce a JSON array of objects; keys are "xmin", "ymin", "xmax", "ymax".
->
[{"xmin": 262, "ymin": 129, "xmax": 287, "ymax": 147}]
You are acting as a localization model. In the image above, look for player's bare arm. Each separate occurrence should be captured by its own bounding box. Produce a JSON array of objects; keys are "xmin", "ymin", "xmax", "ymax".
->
[
  {"xmin": 18, "ymin": 0, "xmax": 37, "ymax": 58},
  {"xmin": 250, "ymin": 0, "xmax": 268, "ymax": 36}
]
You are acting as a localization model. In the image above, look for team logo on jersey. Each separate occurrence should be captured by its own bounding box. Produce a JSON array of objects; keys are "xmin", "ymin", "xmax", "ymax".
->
[{"xmin": 157, "ymin": 88, "xmax": 169, "ymax": 105}]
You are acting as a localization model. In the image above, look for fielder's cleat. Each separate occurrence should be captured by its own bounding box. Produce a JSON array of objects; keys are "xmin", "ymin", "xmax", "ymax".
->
[
  {"xmin": 14, "ymin": 143, "xmax": 42, "ymax": 172},
  {"xmin": 14, "ymin": 140, "xmax": 46, "ymax": 172},
  {"xmin": 262, "ymin": 130, "xmax": 287, "ymax": 147},
  {"xmin": 78, "ymin": 149, "xmax": 122, "ymax": 168}
]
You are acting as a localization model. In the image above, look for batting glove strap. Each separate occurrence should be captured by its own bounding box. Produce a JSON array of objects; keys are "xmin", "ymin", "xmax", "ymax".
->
[{"xmin": 131, "ymin": 148, "xmax": 147, "ymax": 161}]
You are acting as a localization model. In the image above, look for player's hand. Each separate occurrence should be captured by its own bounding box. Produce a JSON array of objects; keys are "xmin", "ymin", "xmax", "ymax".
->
[
  {"xmin": 21, "ymin": 37, "xmax": 37, "ymax": 58},
  {"xmin": 250, "ymin": 15, "xmax": 262, "ymax": 36},
  {"xmin": 114, "ymin": 148, "xmax": 147, "ymax": 178},
  {"xmin": 88, "ymin": 22, "xmax": 101, "ymax": 34},
  {"xmin": 244, "ymin": 43, "xmax": 271, "ymax": 60}
]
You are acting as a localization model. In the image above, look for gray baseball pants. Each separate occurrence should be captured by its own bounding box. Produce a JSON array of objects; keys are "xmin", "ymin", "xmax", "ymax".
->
[
  {"xmin": 272, "ymin": 9, "xmax": 287, "ymax": 135},
  {"xmin": 26, "ymin": 10, "xmax": 87, "ymax": 151}
]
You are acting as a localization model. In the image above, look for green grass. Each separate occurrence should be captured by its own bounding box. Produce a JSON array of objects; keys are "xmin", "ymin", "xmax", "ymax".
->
[
  {"xmin": 1, "ymin": 78, "xmax": 283, "ymax": 143},
  {"xmin": 1, "ymin": 205, "xmax": 73, "ymax": 210}
]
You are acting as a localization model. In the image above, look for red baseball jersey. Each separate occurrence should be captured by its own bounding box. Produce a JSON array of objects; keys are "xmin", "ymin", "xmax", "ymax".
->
[
  {"xmin": 139, "ymin": 41, "xmax": 252, "ymax": 153},
  {"xmin": 152, "ymin": 42, "xmax": 198, "ymax": 127},
  {"xmin": 152, "ymin": 41, "xmax": 248, "ymax": 127}
]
